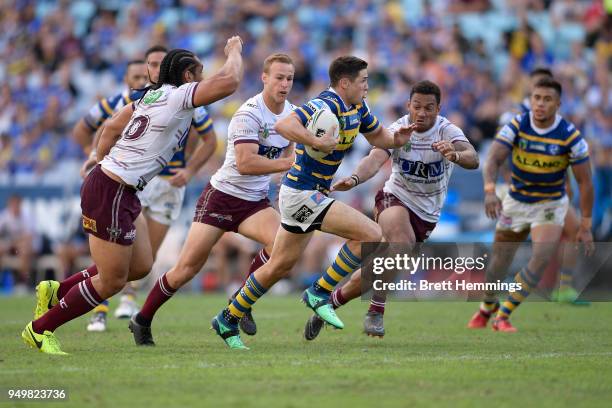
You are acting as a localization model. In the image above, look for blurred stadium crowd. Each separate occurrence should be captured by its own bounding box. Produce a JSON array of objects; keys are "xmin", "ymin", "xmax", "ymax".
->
[{"xmin": 0, "ymin": 0, "xmax": 610, "ymax": 293}]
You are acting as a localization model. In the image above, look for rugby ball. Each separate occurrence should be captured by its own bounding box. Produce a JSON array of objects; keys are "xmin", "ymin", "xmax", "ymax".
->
[{"xmin": 305, "ymin": 108, "xmax": 339, "ymax": 160}]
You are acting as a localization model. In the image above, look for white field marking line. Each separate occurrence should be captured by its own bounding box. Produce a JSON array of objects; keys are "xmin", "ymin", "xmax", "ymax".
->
[{"xmin": 2, "ymin": 351, "xmax": 612, "ymax": 375}]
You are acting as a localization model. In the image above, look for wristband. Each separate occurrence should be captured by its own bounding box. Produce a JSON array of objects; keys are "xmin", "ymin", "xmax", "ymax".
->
[
  {"xmin": 484, "ymin": 183, "xmax": 495, "ymax": 194},
  {"xmin": 350, "ymin": 174, "xmax": 360, "ymax": 186}
]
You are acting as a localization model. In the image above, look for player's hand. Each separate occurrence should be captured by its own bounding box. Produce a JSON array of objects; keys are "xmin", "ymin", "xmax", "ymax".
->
[
  {"xmin": 331, "ymin": 176, "xmax": 357, "ymax": 192},
  {"xmin": 281, "ymin": 157, "xmax": 294, "ymax": 171},
  {"xmin": 393, "ymin": 123, "xmax": 417, "ymax": 148},
  {"xmin": 80, "ymin": 156, "xmax": 97, "ymax": 179},
  {"xmin": 575, "ymin": 225, "xmax": 595, "ymax": 256},
  {"xmin": 312, "ymin": 125, "xmax": 338, "ymax": 153},
  {"xmin": 484, "ymin": 192, "xmax": 502, "ymax": 219},
  {"xmin": 432, "ymin": 140, "xmax": 458, "ymax": 162},
  {"xmin": 224, "ymin": 36, "xmax": 243, "ymax": 56},
  {"xmin": 168, "ymin": 168, "xmax": 194, "ymax": 187}
]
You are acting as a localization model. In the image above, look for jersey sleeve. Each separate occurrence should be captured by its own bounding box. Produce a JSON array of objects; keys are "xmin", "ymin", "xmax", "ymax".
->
[
  {"xmin": 441, "ymin": 121, "xmax": 468, "ymax": 144},
  {"xmin": 191, "ymin": 106, "xmax": 214, "ymax": 137},
  {"xmin": 567, "ymin": 129, "xmax": 589, "ymax": 164},
  {"xmin": 174, "ymin": 82, "xmax": 199, "ymax": 111},
  {"xmin": 83, "ymin": 94, "xmax": 120, "ymax": 131},
  {"xmin": 229, "ymin": 109, "xmax": 261, "ymax": 145},
  {"xmin": 358, "ymin": 100, "xmax": 380, "ymax": 134},
  {"xmin": 494, "ymin": 114, "xmax": 520, "ymax": 149}
]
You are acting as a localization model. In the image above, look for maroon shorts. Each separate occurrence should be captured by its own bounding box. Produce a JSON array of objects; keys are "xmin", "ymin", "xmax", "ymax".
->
[
  {"xmin": 193, "ymin": 183, "xmax": 271, "ymax": 232},
  {"xmin": 373, "ymin": 190, "xmax": 436, "ymax": 242},
  {"xmin": 80, "ymin": 165, "xmax": 141, "ymax": 246}
]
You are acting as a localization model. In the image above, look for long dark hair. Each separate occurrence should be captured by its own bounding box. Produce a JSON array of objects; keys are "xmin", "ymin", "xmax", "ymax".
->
[{"xmin": 139, "ymin": 49, "xmax": 200, "ymax": 102}]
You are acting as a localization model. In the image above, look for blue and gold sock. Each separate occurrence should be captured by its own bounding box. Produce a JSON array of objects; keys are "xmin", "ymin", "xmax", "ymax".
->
[
  {"xmin": 92, "ymin": 299, "xmax": 109, "ymax": 314},
  {"xmin": 497, "ymin": 267, "xmax": 539, "ymax": 320},
  {"xmin": 559, "ymin": 268, "xmax": 573, "ymax": 292},
  {"xmin": 313, "ymin": 243, "xmax": 361, "ymax": 295},
  {"xmin": 227, "ymin": 275, "xmax": 267, "ymax": 321}
]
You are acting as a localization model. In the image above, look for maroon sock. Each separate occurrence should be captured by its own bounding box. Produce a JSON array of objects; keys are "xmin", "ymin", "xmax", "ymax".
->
[
  {"xmin": 368, "ymin": 298, "xmax": 386, "ymax": 315},
  {"xmin": 331, "ymin": 288, "xmax": 349, "ymax": 309},
  {"xmin": 138, "ymin": 274, "xmax": 177, "ymax": 324},
  {"xmin": 57, "ymin": 265, "xmax": 98, "ymax": 299},
  {"xmin": 248, "ymin": 248, "xmax": 269, "ymax": 277},
  {"xmin": 33, "ymin": 278, "xmax": 103, "ymax": 333}
]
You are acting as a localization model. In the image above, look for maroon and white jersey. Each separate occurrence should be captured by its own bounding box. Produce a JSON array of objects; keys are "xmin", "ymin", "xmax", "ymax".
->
[
  {"xmin": 210, "ymin": 92, "xmax": 293, "ymax": 201},
  {"xmin": 383, "ymin": 115, "xmax": 468, "ymax": 223},
  {"xmin": 100, "ymin": 82, "xmax": 198, "ymax": 190}
]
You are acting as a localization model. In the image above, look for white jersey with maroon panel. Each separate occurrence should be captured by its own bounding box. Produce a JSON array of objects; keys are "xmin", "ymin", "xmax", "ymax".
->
[
  {"xmin": 383, "ymin": 114, "xmax": 468, "ymax": 223},
  {"xmin": 100, "ymin": 82, "xmax": 199, "ymax": 190},
  {"xmin": 210, "ymin": 92, "xmax": 293, "ymax": 201}
]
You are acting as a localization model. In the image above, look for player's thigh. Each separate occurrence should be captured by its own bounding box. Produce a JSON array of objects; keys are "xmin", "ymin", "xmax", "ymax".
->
[
  {"xmin": 128, "ymin": 213, "xmax": 154, "ymax": 280},
  {"xmin": 89, "ymin": 234, "xmax": 132, "ymax": 291},
  {"xmin": 267, "ymin": 226, "xmax": 314, "ymax": 271},
  {"xmin": 561, "ymin": 205, "xmax": 579, "ymax": 240},
  {"xmin": 320, "ymin": 201, "xmax": 382, "ymax": 243},
  {"xmin": 237, "ymin": 207, "xmax": 280, "ymax": 247},
  {"xmin": 377, "ymin": 205, "xmax": 416, "ymax": 244},
  {"xmin": 145, "ymin": 214, "xmax": 171, "ymax": 259},
  {"xmin": 175, "ymin": 222, "xmax": 226, "ymax": 272},
  {"xmin": 490, "ymin": 228, "xmax": 530, "ymax": 269},
  {"xmin": 530, "ymin": 223, "xmax": 563, "ymax": 263}
]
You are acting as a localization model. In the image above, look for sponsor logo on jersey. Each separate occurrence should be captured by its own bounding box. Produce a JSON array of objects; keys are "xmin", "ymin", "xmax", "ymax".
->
[
  {"xmin": 514, "ymin": 154, "xmax": 564, "ymax": 169},
  {"xmin": 398, "ymin": 159, "xmax": 444, "ymax": 179},
  {"xmin": 209, "ymin": 213, "xmax": 233, "ymax": 222},
  {"xmin": 310, "ymin": 192, "xmax": 326, "ymax": 205},
  {"xmin": 124, "ymin": 229, "xmax": 136, "ymax": 241},
  {"xmin": 518, "ymin": 139, "xmax": 528, "ymax": 150},
  {"xmin": 82, "ymin": 215, "xmax": 97, "ymax": 233},
  {"xmin": 143, "ymin": 90, "xmax": 163, "ymax": 105},
  {"xmin": 292, "ymin": 205, "xmax": 314, "ymax": 223}
]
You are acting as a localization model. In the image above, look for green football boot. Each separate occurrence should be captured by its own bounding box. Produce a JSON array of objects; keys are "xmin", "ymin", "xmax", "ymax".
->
[
  {"xmin": 34, "ymin": 280, "xmax": 60, "ymax": 319},
  {"xmin": 302, "ymin": 288, "xmax": 344, "ymax": 329},
  {"xmin": 211, "ymin": 313, "xmax": 249, "ymax": 350},
  {"xmin": 22, "ymin": 322, "xmax": 68, "ymax": 355}
]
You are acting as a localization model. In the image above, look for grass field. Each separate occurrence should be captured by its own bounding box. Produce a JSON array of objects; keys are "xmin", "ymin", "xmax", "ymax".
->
[{"xmin": 1, "ymin": 294, "xmax": 612, "ymax": 408}]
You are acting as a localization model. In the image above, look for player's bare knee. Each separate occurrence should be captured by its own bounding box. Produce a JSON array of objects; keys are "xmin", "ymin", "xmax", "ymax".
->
[
  {"xmin": 100, "ymin": 273, "xmax": 128, "ymax": 296},
  {"xmin": 362, "ymin": 223, "xmax": 383, "ymax": 243}
]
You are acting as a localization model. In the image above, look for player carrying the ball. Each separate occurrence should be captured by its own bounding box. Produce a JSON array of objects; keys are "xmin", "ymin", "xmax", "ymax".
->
[{"xmin": 211, "ymin": 55, "xmax": 416, "ymax": 349}]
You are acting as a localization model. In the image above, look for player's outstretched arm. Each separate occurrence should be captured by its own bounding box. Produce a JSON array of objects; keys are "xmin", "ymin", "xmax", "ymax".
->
[
  {"xmin": 274, "ymin": 113, "xmax": 337, "ymax": 153},
  {"xmin": 235, "ymin": 143, "xmax": 294, "ymax": 176},
  {"xmin": 331, "ymin": 148, "xmax": 389, "ymax": 191},
  {"xmin": 571, "ymin": 160, "xmax": 595, "ymax": 255},
  {"xmin": 483, "ymin": 141, "xmax": 511, "ymax": 219},
  {"xmin": 432, "ymin": 140, "xmax": 479, "ymax": 169},
  {"xmin": 96, "ymin": 103, "xmax": 134, "ymax": 162},
  {"xmin": 363, "ymin": 123, "xmax": 417, "ymax": 149},
  {"xmin": 192, "ymin": 36, "xmax": 244, "ymax": 107}
]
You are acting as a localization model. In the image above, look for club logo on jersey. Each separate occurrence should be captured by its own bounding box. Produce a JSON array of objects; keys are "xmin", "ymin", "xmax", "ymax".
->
[
  {"xmin": 107, "ymin": 226, "xmax": 123, "ymax": 239},
  {"xmin": 548, "ymin": 144, "xmax": 560, "ymax": 155},
  {"xmin": 259, "ymin": 124, "xmax": 270, "ymax": 139},
  {"xmin": 292, "ymin": 205, "xmax": 314, "ymax": 223},
  {"xmin": 82, "ymin": 215, "xmax": 97, "ymax": 233},
  {"xmin": 125, "ymin": 115, "xmax": 150, "ymax": 141},
  {"xmin": 398, "ymin": 159, "xmax": 444, "ymax": 179},
  {"xmin": 143, "ymin": 90, "xmax": 163, "ymax": 105}
]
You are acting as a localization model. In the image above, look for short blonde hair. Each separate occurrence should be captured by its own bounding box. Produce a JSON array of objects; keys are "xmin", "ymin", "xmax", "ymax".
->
[{"xmin": 263, "ymin": 53, "xmax": 294, "ymax": 73}]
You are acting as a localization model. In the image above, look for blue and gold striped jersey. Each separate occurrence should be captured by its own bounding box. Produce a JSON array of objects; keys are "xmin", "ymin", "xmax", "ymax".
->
[
  {"xmin": 495, "ymin": 112, "xmax": 589, "ymax": 203},
  {"xmin": 283, "ymin": 89, "xmax": 380, "ymax": 193},
  {"xmin": 158, "ymin": 106, "xmax": 214, "ymax": 176},
  {"xmin": 84, "ymin": 90, "xmax": 145, "ymax": 131}
]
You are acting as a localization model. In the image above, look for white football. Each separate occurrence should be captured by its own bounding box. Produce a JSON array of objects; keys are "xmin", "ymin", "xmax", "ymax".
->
[{"xmin": 305, "ymin": 108, "xmax": 339, "ymax": 160}]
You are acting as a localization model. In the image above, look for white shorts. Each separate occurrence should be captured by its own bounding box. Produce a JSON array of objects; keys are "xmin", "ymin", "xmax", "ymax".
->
[
  {"xmin": 497, "ymin": 193, "xmax": 569, "ymax": 233},
  {"xmin": 279, "ymin": 185, "xmax": 334, "ymax": 233},
  {"xmin": 137, "ymin": 176, "xmax": 186, "ymax": 225}
]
